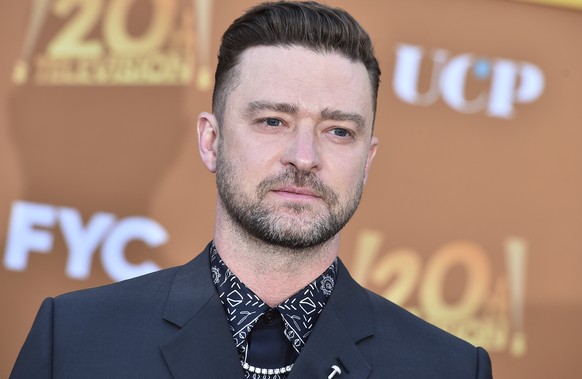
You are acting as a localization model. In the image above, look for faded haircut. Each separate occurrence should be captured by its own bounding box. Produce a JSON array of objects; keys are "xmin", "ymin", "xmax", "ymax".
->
[{"xmin": 212, "ymin": 1, "xmax": 381, "ymax": 126}]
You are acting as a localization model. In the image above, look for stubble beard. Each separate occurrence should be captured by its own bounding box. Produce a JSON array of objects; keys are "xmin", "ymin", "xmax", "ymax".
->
[{"xmin": 215, "ymin": 148, "xmax": 364, "ymax": 249}]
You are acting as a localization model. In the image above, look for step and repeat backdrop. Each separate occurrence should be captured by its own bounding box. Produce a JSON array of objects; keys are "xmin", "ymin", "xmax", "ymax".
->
[{"xmin": 1, "ymin": 0, "xmax": 581, "ymax": 377}]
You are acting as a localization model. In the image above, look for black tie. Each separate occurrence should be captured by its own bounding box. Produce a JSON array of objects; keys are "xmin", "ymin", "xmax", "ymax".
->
[{"xmin": 246, "ymin": 309, "xmax": 298, "ymax": 368}]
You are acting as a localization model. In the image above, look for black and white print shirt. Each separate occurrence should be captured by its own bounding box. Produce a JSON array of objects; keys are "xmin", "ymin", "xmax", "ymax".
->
[{"xmin": 210, "ymin": 243, "xmax": 338, "ymax": 379}]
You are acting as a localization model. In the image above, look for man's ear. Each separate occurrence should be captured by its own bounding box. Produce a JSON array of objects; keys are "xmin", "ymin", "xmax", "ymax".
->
[
  {"xmin": 363, "ymin": 136, "xmax": 378, "ymax": 183},
  {"xmin": 197, "ymin": 112, "xmax": 220, "ymax": 173}
]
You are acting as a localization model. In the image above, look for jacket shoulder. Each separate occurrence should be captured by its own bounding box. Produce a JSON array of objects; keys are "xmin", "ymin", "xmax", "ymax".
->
[
  {"xmin": 54, "ymin": 264, "xmax": 181, "ymax": 306},
  {"xmin": 365, "ymin": 289, "xmax": 475, "ymax": 349},
  {"xmin": 362, "ymin": 289, "xmax": 491, "ymax": 378}
]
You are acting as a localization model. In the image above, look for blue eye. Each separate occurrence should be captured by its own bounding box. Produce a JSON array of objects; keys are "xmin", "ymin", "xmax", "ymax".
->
[
  {"xmin": 265, "ymin": 118, "xmax": 281, "ymax": 127},
  {"xmin": 332, "ymin": 128, "xmax": 349, "ymax": 137}
]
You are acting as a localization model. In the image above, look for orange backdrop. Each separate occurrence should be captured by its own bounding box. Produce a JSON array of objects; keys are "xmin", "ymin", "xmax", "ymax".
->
[{"xmin": 1, "ymin": 0, "xmax": 581, "ymax": 377}]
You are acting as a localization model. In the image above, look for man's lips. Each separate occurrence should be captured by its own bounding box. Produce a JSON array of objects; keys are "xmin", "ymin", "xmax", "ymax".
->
[{"xmin": 271, "ymin": 186, "xmax": 321, "ymax": 200}]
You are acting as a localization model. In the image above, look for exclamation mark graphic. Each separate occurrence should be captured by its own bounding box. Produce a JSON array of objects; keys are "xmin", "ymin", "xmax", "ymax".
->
[
  {"xmin": 504, "ymin": 237, "xmax": 527, "ymax": 357},
  {"xmin": 13, "ymin": 0, "xmax": 52, "ymax": 84},
  {"xmin": 194, "ymin": 0, "xmax": 212, "ymax": 90}
]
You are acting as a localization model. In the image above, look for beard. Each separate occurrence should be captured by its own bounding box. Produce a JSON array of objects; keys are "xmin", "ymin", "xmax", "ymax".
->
[{"xmin": 215, "ymin": 148, "xmax": 364, "ymax": 249}]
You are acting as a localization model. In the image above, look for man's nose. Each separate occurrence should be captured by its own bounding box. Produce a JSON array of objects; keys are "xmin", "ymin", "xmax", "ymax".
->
[{"xmin": 280, "ymin": 125, "xmax": 321, "ymax": 173}]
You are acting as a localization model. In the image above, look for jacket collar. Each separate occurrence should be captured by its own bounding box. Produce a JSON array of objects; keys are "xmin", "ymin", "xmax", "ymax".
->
[
  {"xmin": 288, "ymin": 260, "xmax": 374, "ymax": 379},
  {"xmin": 160, "ymin": 244, "xmax": 374, "ymax": 379},
  {"xmin": 160, "ymin": 243, "xmax": 245, "ymax": 378}
]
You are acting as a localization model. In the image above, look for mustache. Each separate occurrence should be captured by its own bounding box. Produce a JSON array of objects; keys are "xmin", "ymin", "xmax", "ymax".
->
[{"xmin": 257, "ymin": 167, "xmax": 339, "ymax": 206}]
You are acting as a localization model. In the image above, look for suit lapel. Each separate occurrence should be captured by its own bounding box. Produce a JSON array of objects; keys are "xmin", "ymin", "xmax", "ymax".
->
[
  {"xmin": 289, "ymin": 261, "xmax": 374, "ymax": 379},
  {"xmin": 159, "ymin": 249, "xmax": 374, "ymax": 379},
  {"xmin": 160, "ymin": 245, "xmax": 244, "ymax": 379}
]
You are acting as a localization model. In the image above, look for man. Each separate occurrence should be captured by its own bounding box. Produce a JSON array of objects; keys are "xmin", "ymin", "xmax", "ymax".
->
[{"xmin": 11, "ymin": 2, "xmax": 492, "ymax": 378}]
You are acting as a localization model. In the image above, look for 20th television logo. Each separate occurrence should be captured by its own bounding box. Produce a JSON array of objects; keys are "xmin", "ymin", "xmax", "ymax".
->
[{"xmin": 12, "ymin": 0, "xmax": 212, "ymax": 88}]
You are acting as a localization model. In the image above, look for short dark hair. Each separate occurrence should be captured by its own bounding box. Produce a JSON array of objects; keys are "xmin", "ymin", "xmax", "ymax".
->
[{"xmin": 212, "ymin": 1, "xmax": 381, "ymax": 125}]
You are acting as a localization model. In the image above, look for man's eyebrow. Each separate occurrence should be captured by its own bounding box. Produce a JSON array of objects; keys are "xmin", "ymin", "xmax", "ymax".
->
[
  {"xmin": 245, "ymin": 101, "xmax": 299, "ymax": 116},
  {"xmin": 244, "ymin": 101, "xmax": 366, "ymax": 130},
  {"xmin": 321, "ymin": 107, "xmax": 366, "ymax": 130}
]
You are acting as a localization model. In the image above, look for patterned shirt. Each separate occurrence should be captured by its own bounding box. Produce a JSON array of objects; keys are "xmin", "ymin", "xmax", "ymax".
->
[{"xmin": 210, "ymin": 244, "xmax": 338, "ymax": 379}]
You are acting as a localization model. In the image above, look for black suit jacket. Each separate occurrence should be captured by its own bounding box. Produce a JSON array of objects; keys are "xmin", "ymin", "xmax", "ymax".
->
[{"xmin": 11, "ymin": 243, "xmax": 492, "ymax": 378}]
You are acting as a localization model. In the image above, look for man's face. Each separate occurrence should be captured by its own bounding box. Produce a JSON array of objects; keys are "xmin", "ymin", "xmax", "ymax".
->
[{"xmin": 214, "ymin": 45, "xmax": 378, "ymax": 249}]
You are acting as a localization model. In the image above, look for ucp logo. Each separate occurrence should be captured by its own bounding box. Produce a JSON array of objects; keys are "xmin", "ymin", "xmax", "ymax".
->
[
  {"xmin": 393, "ymin": 43, "xmax": 545, "ymax": 119},
  {"xmin": 4, "ymin": 201, "xmax": 168, "ymax": 282}
]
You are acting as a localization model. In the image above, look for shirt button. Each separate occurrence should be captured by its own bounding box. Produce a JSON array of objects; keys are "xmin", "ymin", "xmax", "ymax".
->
[{"xmin": 264, "ymin": 311, "xmax": 275, "ymax": 325}]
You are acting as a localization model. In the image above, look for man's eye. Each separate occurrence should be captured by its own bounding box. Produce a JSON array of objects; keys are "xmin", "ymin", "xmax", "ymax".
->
[
  {"xmin": 265, "ymin": 118, "xmax": 282, "ymax": 127},
  {"xmin": 332, "ymin": 128, "xmax": 350, "ymax": 137}
]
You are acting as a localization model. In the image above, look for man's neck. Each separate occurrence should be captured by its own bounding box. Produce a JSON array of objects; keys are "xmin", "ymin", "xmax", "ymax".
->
[{"xmin": 213, "ymin": 209, "xmax": 340, "ymax": 308}]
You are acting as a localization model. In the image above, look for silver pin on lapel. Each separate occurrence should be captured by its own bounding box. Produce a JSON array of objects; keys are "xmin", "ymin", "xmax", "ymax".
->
[{"xmin": 328, "ymin": 364, "xmax": 342, "ymax": 378}]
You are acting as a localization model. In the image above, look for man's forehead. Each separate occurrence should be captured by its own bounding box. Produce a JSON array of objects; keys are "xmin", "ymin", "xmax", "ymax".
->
[{"xmin": 230, "ymin": 45, "xmax": 374, "ymax": 122}]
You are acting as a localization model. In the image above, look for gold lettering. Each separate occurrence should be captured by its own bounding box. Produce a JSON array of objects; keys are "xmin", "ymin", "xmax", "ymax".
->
[
  {"xmin": 104, "ymin": 0, "xmax": 176, "ymax": 55},
  {"xmin": 47, "ymin": 0, "xmax": 104, "ymax": 59}
]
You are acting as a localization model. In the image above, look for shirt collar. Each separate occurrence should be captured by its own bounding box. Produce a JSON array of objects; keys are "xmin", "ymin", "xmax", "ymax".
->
[{"xmin": 210, "ymin": 243, "xmax": 338, "ymax": 355}]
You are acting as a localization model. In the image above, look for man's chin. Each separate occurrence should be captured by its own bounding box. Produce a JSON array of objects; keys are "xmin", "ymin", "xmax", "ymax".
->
[
  {"xmin": 254, "ymin": 218, "xmax": 336, "ymax": 248},
  {"xmin": 255, "ymin": 232, "xmax": 331, "ymax": 250},
  {"xmin": 269, "ymin": 209, "xmax": 330, "ymax": 228},
  {"xmin": 271, "ymin": 200, "xmax": 331, "ymax": 216}
]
